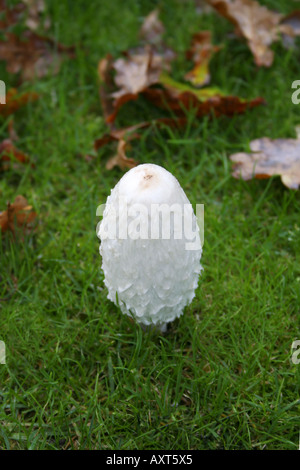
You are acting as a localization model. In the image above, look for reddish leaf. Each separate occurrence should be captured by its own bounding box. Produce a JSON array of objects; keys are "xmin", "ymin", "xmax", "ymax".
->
[
  {"xmin": 97, "ymin": 6, "xmax": 263, "ymax": 125},
  {"xmin": 94, "ymin": 117, "xmax": 187, "ymax": 150},
  {"xmin": 98, "ymin": 49, "xmax": 263, "ymax": 124},
  {"xmin": 7, "ymin": 118, "xmax": 19, "ymax": 141},
  {"xmin": 0, "ymin": 30, "xmax": 75, "ymax": 81},
  {"xmin": 0, "ymin": 195, "xmax": 37, "ymax": 235},
  {"xmin": 0, "ymin": 0, "xmax": 75, "ymax": 83},
  {"xmin": 98, "ymin": 54, "xmax": 117, "ymax": 126},
  {"xmin": 0, "ymin": 138, "xmax": 30, "ymax": 169},
  {"xmin": 94, "ymin": 117, "xmax": 187, "ymax": 170},
  {"xmin": 105, "ymin": 139, "xmax": 138, "ymax": 170},
  {"xmin": 0, "ymin": 88, "xmax": 38, "ymax": 117},
  {"xmin": 0, "ymin": 0, "xmax": 26, "ymax": 29},
  {"xmin": 94, "ymin": 121, "xmax": 152, "ymax": 150},
  {"xmin": 143, "ymin": 73, "xmax": 265, "ymax": 117}
]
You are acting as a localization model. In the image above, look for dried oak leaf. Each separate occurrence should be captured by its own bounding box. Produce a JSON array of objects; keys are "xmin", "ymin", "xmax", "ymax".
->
[
  {"xmin": 22, "ymin": 0, "xmax": 51, "ymax": 31},
  {"xmin": 280, "ymin": 10, "xmax": 300, "ymax": 48},
  {"xmin": 0, "ymin": 0, "xmax": 50, "ymax": 31},
  {"xmin": 0, "ymin": 195, "xmax": 37, "ymax": 235},
  {"xmin": 195, "ymin": 0, "xmax": 214, "ymax": 15},
  {"xmin": 105, "ymin": 139, "xmax": 138, "ymax": 170},
  {"xmin": 0, "ymin": 88, "xmax": 38, "ymax": 117},
  {"xmin": 230, "ymin": 137, "xmax": 300, "ymax": 189},
  {"xmin": 94, "ymin": 118, "xmax": 187, "ymax": 170},
  {"xmin": 98, "ymin": 54, "xmax": 117, "ymax": 126},
  {"xmin": 0, "ymin": 138, "xmax": 30, "ymax": 169},
  {"xmin": 98, "ymin": 9, "xmax": 176, "ymax": 125},
  {"xmin": 139, "ymin": 9, "xmax": 165, "ymax": 45},
  {"xmin": 99, "ymin": 48, "xmax": 262, "ymax": 123},
  {"xmin": 282, "ymin": 10, "xmax": 300, "ymax": 35},
  {"xmin": 139, "ymin": 9, "xmax": 175, "ymax": 61},
  {"xmin": 94, "ymin": 121, "xmax": 152, "ymax": 150},
  {"xmin": 0, "ymin": 30, "xmax": 75, "ymax": 81},
  {"xmin": 113, "ymin": 46, "xmax": 171, "ymax": 99},
  {"xmin": 185, "ymin": 31, "xmax": 221, "ymax": 87},
  {"xmin": 94, "ymin": 117, "xmax": 187, "ymax": 150},
  {"xmin": 0, "ymin": 0, "xmax": 25, "ymax": 29},
  {"xmin": 0, "ymin": 0, "xmax": 69, "ymax": 81},
  {"xmin": 112, "ymin": 50, "xmax": 160, "ymax": 98},
  {"xmin": 98, "ymin": 31, "xmax": 175, "ymax": 125},
  {"xmin": 94, "ymin": 125, "xmax": 140, "ymax": 170},
  {"xmin": 7, "ymin": 118, "xmax": 19, "ymax": 141},
  {"xmin": 206, "ymin": 0, "xmax": 296, "ymax": 67},
  {"xmin": 98, "ymin": 46, "xmax": 164, "ymax": 125}
]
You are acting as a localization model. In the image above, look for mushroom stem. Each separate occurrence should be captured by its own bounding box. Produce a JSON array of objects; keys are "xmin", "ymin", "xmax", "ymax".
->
[{"xmin": 141, "ymin": 322, "xmax": 167, "ymax": 334}]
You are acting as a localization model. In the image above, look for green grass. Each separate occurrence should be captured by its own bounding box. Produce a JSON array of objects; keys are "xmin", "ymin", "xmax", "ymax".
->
[{"xmin": 0, "ymin": 0, "xmax": 300, "ymax": 450}]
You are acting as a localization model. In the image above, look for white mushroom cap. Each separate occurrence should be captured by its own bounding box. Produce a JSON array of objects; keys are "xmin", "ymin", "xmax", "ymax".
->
[{"xmin": 98, "ymin": 163, "xmax": 202, "ymax": 330}]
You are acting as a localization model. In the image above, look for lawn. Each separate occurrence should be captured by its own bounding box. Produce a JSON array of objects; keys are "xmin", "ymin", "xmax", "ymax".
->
[{"xmin": 0, "ymin": 0, "xmax": 299, "ymax": 450}]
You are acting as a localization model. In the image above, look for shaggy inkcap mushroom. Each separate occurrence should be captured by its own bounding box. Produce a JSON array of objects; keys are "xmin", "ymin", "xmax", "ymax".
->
[{"xmin": 98, "ymin": 163, "xmax": 202, "ymax": 332}]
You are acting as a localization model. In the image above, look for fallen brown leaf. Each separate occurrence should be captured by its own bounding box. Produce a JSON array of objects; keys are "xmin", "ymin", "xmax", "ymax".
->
[
  {"xmin": 144, "ymin": 72, "xmax": 265, "ymax": 117},
  {"xmin": 0, "ymin": 0, "xmax": 74, "ymax": 81},
  {"xmin": 105, "ymin": 139, "xmax": 138, "ymax": 170},
  {"xmin": 98, "ymin": 10, "xmax": 175, "ymax": 125},
  {"xmin": 97, "ymin": 5, "xmax": 264, "ymax": 130},
  {"xmin": 7, "ymin": 118, "xmax": 19, "ymax": 141},
  {"xmin": 98, "ymin": 12, "xmax": 172, "ymax": 126},
  {"xmin": 0, "ymin": 195, "xmax": 37, "ymax": 235},
  {"xmin": 185, "ymin": 31, "xmax": 221, "ymax": 87},
  {"xmin": 94, "ymin": 117, "xmax": 187, "ymax": 150},
  {"xmin": 98, "ymin": 54, "xmax": 117, "ymax": 126},
  {"xmin": 94, "ymin": 118, "xmax": 187, "ymax": 170},
  {"xmin": 0, "ymin": 138, "xmax": 30, "ymax": 169},
  {"xmin": 230, "ymin": 137, "xmax": 300, "ymax": 189},
  {"xmin": 280, "ymin": 10, "xmax": 300, "ymax": 48},
  {"xmin": 139, "ymin": 8, "xmax": 175, "ymax": 61},
  {"xmin": 195, "ymin": 0, "xmax": 214, "ymax": 14},
  {"xmin": 113, "ymin": 45, "xmax": 173, "ymax": 99},
  {"xmin": 98, "ymin": 52, "xmax": 145, "ymax": 126},
  {"xmin": 0, "ymin": 88, "xmax": 39, "ymax": 117},
  {"xmin": 0, "ymin": 0, "xmax": 25, "ymax": 29},
  {"xmin": 99, "ymin": 50, "xmax": 263, "ymax": 123},
  {"xmin": 98, "ymin": 46, "xmax": 167, "ymax": 124},
  {"xmin": 22, "ymin": 0, "xmax": 51, "ymax": 31},
  {"xmin": 0, "ymin": 0, "xmax": 50, "ymax": 31},
  {"xmin": 0, "ymin": 30, "xmax": 75, "ymax": 81},
  {"xmin": 206, "ymin": 0, "xmax": 297, "ymax": 66},
  {"xmin": 112, "ymin": 48, "xmax": 161, "ymax": 98},
  {"xmin": 281, "ymin": 10, "xmax": 300, "ymax": 35},
  {"xmin": 94, "ymin": 121, "xmax": 152, "ymax": 150},
  {"xmin": 139, "ymin": 9, "xmax": 165, "ymax": 45}
]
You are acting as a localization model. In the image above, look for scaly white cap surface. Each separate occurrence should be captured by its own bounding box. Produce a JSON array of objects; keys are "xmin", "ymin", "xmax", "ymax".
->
[{"xmin": 98, "ymin": 163, "xmax": 202, "ymax": 329}]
